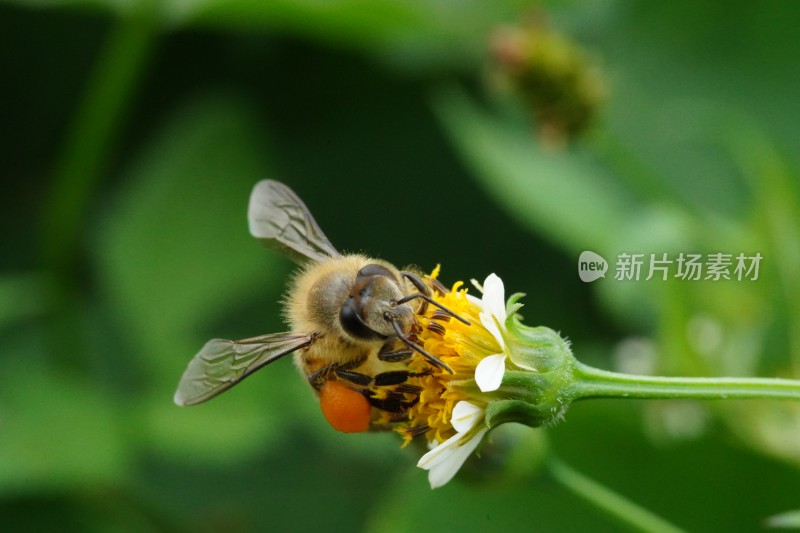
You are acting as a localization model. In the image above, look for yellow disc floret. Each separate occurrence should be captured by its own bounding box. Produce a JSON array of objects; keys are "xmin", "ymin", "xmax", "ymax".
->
[{"xmin": 397, "ymin": 276, "xmax": 503, "ymax": 446}]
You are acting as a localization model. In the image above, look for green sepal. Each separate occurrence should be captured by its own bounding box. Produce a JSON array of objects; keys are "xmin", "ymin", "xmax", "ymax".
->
[{"xmin": 505, "ymin": 318, "xmax": 574, "ymax": 373}]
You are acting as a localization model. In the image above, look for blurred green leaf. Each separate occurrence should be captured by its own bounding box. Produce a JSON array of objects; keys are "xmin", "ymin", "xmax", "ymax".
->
[
  {"xmin": 433, "ymin": 87, "xmax": 635, "ymax": 255},
  {"xmin": 722, "ymin": 121, "xmax": 800, "ymax": 368},
  {"xmin": 3, "ymin": 0, "xmax": 529, "ymax": 69},
  {"xmin": 0, "ymin": 274, "xmax": 43, "ymax": 329},
  {"xmin": 5, "ymin": 1, "xmax": 800, "ymax": 530},
  {"xmin": 0, "ymin": 353, "xmax": 129, "ymax": 494},
  {"xmin": 95, "ymin": 92, "xmax": 275, "ymax": 373},
  {"xmin": 177, "ymin": 0, "xmax": 524, "ymax": 66},
  {"xmin": 94, "ymin": 92, "xmax": 292, "ymax": 464}
]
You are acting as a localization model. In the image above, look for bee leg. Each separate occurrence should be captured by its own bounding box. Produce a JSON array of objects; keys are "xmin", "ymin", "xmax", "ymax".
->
[
  {"xmin": 338, "ymin": 353, "xmax": 368, "ymax": 370},
  {"xmin": 395, "ymin": 383, "xmax": 423, "ymax": 393},
  {"xmin": 401, "ymin": 271, "xmax": 431, "ymax": 315},
  {"xmin": 307, "ymin": 353, "xmax": 367, "ymax": 389},
  {"xmin": 307, "ymin": 365, "xmax": 333, "ymax": 390},
  {"xmin": 374, "ymin": 371, "xmax": 411, "ymax": 386},
  {"xmin": 367, "ymin": 390, "xmax": 419, "ymax": 413},
  {"xmin": 373, "ymin": 371, "xmax": 431, "ymax": 386},
  {"xmin": 403, "ymin": 424, "xmax": 431, "ymax": 438},
  {"xmin": 334, "ymin": 368, "xmax": 373, "ymax": 387},
  {"xmin": 377, "ymin": 344, "xmax": 413, "ymax": 362},
  {"xmin": 385, "ymin": 312, "xmax": 454, "ymax": 374},
  {"xmin": 328, "ymin": 353, "xmax": 372, "ymax": 386}
]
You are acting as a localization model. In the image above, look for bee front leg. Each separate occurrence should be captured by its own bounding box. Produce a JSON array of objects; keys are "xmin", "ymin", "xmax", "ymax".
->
[{"xmin": 377, "ymin": 343, "xmax": 413, "ymax": 362}]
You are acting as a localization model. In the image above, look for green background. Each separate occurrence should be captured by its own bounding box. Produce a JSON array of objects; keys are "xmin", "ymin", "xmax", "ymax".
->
[{"xmin": 2, "ymin": 1, "xmax": 800, "ymax": 531}]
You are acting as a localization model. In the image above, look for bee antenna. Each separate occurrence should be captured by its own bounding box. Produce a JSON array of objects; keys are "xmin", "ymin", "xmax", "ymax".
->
[
  {"xmin": 385, "ymin": 313, "xmax": 454, "ymax": 374},
  {"xmin": 395, "ymin": 292, "xmax": 471, "ymax": 326},
  {"xmin": 400, "ymin": 271, "xmax": 470, "ymax": 326}
]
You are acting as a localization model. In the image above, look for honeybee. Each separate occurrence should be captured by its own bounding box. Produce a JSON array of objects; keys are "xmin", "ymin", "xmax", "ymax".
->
[{"xmin": 174, "ymin": 180, "xmax": 467, "ymax": 431}]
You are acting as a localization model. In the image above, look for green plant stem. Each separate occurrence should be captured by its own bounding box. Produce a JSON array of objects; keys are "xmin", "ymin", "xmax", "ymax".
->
[
  {"xmin": 570, "ymin": 362, "xmax": 800, "ymax": 401},
  {"xmin": 546, "ymin": 458, "xmax": 685, "ymax": 533}
]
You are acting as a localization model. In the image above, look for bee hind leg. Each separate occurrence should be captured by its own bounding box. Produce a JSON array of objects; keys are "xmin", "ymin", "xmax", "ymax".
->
[
  {"xmin": 367, "ymin": 390, "xmax": 419, "ymax": 413},
  {"xmin": 332, "ymin": 353, "xmax": 373, "ymax": 386},
  {"xmin": 373, "ymin": 371, "xmax": 411, "ymax": 386},
  {"xmin": 334, "ymin": 368, "xmax": 373, "ymax": 387},
  {"xmin": 308, "ymin": 353, "xmax": 371, "ymax": 389}
]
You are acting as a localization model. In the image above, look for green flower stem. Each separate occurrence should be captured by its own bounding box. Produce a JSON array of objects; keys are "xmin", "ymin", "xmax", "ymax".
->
[
  {"xmin": 546, "ymin": 458, "xmax": 685, "ymax": 533},
  {"xmin": 569, "ymin": 362, "xmax": 800, "ymax": 402}
]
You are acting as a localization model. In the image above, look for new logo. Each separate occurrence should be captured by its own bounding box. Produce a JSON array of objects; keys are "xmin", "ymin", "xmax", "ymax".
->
[{"xmin": 578, "ymin": 251, "xmax": 608, "ymax": 283}]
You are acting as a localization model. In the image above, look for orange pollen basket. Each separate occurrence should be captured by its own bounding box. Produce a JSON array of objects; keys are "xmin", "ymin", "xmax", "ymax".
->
[{"xmin": 319, "ymin": 380, "xmax": 372, "ymax": 433}]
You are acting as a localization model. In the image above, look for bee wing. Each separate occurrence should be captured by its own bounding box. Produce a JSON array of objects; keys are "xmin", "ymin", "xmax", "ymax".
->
[
  {"xmin": 248, "ymin": 180, "xmax": 341, "ymax": 264},
  {"xmin": 174, "ymin": 332, "xmax": 315, "ymax": 406}
]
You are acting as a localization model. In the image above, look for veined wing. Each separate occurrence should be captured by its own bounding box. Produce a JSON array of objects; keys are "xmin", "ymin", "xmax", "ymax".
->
[
  {"xmin": 248, "ymin": 180, "xmax": 340, "ymax": 264},
  {"xmin": 174, "ymin": 332, "xmax": 315, "ymax": 406}
]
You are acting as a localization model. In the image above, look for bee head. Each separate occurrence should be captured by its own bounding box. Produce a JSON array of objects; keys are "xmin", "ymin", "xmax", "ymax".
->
[{"xmin": 339, "ymin": 263, "xmax": 413, "ymax": 341}]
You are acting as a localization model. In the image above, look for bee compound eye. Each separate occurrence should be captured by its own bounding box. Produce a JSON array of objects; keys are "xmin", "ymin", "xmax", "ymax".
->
[
  {"xmin": 319, "ymin": 381, "xmax": 371, "ymax": 433},
  {"xmin": 340, "ymin": 297, "xmax": 386, "ymax": 341}
]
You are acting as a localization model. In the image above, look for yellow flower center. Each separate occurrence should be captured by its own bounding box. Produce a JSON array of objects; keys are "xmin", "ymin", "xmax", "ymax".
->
[{"xmin": 384, "ymin": 268, "xmax": 503, "ymax": 446}]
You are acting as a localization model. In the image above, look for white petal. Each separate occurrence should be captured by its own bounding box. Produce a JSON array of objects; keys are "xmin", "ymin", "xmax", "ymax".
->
[
  {"xmin": 426, "ymin": 429, "xmax": 489, "ymax": 489},
  {"xmin": 480, "ymin": 311, "xmax": 505, "ymax": 349},
  {"xmin": 417, "ymin": 430, "xmax": 464, "ymax": 471},
  {"xmin": 475, "ymin": 353, "xmax": 507, "ymax": 392},
  {"xmin": 481, "ymin": 273, "xmax": 506, "ymax": 323},
  {"xmin": 451, "ymin": 401, "xmax": 483, "ymax": 433}
]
